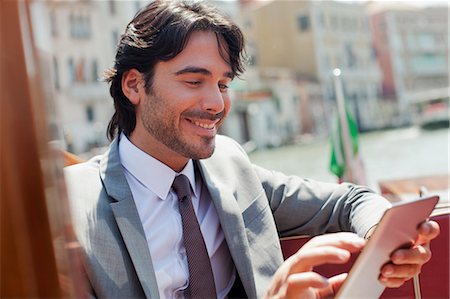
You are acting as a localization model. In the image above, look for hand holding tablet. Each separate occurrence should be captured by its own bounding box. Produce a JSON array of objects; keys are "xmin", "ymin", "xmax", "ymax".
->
[
  {"xmin": 266, "ymin": 195, "xmax": 439, "ymax": 299},
  {"xmin": 335, "ymin": 195, "xmax": 439, "ymax": 299}
]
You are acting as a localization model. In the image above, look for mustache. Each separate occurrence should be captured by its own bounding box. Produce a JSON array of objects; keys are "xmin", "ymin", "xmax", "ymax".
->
[{"xmin": 182, "ymin": 110, "xmax": 225, "ymax": 121}]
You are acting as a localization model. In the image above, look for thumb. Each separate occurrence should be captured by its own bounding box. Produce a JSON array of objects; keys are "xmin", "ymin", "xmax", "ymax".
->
[{"xmin": 316, "ymin": 273, "xmax": 348, "ymax": 298}]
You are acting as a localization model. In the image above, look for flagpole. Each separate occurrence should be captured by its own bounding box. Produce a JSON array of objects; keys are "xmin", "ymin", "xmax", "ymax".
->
[{"xmin": 332, "ymin": 68, "xmax": 354, "ymax": 183}]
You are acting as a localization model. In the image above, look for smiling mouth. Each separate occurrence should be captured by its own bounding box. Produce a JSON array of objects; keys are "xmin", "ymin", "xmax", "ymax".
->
[{"xmin": 190, "ymin": 119, "xmax": 219, "ymax": 129}]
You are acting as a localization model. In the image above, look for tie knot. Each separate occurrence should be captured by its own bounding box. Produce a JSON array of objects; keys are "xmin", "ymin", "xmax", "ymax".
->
[{"xmin": 172, "ymin": 174, "xmax": 192, "ymax": 201}]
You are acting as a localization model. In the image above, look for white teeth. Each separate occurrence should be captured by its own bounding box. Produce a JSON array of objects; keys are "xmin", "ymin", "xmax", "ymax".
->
[{"xmin": 193, "ymin": 120, "xmax": 216, "ymax": 129}]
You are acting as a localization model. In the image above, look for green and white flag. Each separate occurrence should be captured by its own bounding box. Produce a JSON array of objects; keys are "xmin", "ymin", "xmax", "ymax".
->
[
  {"xmin": 329, "ymin": 106, "xmax": 360, "ymax": 180},
  {"xmin": 329, "ymin": 69, "xmax": 366, "ymax": 184}
]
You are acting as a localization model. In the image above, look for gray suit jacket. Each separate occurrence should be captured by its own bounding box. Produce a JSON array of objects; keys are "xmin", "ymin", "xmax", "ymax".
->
[{"xmin": 65, "ymin": 135, "xmax": 390, "ymax": 298}]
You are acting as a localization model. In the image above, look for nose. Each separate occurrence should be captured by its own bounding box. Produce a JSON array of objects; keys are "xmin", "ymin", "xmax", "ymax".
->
[{"xmin": 201, "ymin": 86, "xmax": 225, "ymax": 113}]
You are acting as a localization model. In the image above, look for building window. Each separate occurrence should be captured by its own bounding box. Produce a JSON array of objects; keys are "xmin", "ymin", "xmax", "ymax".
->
[
  {"xmin": 317, "ymin": 12, "xmax": 325, "ymax": 29},
  {"xmin": 134, "ymin": 0, "xmax": 141, "ymax": 13},
  {"xmin": 75, "ymin": 58, "xmax": 86, "ymax": 83},
  {"xmin": 345, "ymin": 43, "xmax": 356, "ymax": 68},
  {"xmin": 244, "ymin": 19, "xmax": 252, "ymax": 29},
  {"xmin": 86, "ymin": 106, "xmax": 95, "ymax": 122},
  {"xmin": 53, "ymin": 56, "xmax": 60, "ymax": 90},
  {"xmin": 360, "ymin": 18, "xmax": 368, "ymax": 31},
  {"xmin": 417, "ymin": 32, "xmax": 434, "ymax": 48},
  {"xmin": 342, "ymin": 17, "xmax": 351, "ymax": 31},
  {"xmin": 371, "ymin": 46, "xmax": 377, "ymax": 60},
  {"xmin": 50, "ymin": 11, "xmax": 58, "ymax": 37},
  {"xmin": 70, "ymin": 13, "xmax": 91, "ymax": 39},
  {"xmin": 109, "ymin": 0, "xmax": 116, "ymax": 15},
  {"xmin": 323, "ymin": 53, "xmax": 330, "ymax": 69},
  {"xmin": 331, "ymin": 15, "xmax": 338, "ymax": 30},
  {"xmin": 69, "ymin": 13, "xmax": 74, "ymax": 37},
  {"xmin": 247, "ymin": 42, "xmax": 258, "ymax": 66},
  {"xmin": 298, "ymin": 15, "xmax": 310, "ymax": 32},
  {"xmin": 68, "ymin": 57, "xmax": 75, "ymax": 83},
  {"xmin": 91, "ymin": 60, "xmax": 98, "ymax": 82},
  {"xmin": 112, "ymin": 30, "xmax": 119, "ymax": 49},
  {"xmin": 83, "ymin": 15, "xmax": 91, "ymax": 38}
]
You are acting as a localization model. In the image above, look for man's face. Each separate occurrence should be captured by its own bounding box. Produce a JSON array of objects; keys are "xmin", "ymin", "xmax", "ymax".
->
[{"xmin": 131, "ymin": 31, "xmax": 233, "ymax": 169}]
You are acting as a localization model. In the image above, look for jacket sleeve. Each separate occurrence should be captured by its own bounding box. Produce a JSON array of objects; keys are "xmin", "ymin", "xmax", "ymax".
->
[{"xmin": 252, "ymin": 164, "xmax": 391, "ymax": 238}]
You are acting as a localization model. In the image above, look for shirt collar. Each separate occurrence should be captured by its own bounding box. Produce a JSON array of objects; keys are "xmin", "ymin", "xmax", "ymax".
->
[{"xmin": 118, "ymin": 133, "xmax": 198, "ymax": 200}]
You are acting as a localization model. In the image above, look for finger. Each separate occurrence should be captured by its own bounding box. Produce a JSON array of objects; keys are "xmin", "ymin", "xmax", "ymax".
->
[
  {"xmin": 290, "ymin": 246, "xmax": 352, "ymax": 273},
  {"xmin": 391, "ymin": 244, "xmax": 431, "ymax": 265},
  {"xmin": 381, "ymin": 263, "xmax": 420, "ymax": 279},
  {"xmin": 379, "ymin": 276, "xmax": 408, "ymax": 288},
  {"xmin": 316, "ymin": 273, "xmax": 347, "ymax": 298},
  {"xmin": 302, "ymin": 232, "xmax": 366, "ymax": 252},
  {"xmin": 416, "ymin": 220, "xmax": 440, "ymax": 245},
  {"xmin": 285, "ymin": 272, "xmax": 329, "ymax": 298}
]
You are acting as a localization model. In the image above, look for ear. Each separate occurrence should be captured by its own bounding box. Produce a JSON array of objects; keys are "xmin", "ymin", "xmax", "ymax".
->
[{"xmin": 121, "ymin": 69, "xmax": 144, "ymax": 105}]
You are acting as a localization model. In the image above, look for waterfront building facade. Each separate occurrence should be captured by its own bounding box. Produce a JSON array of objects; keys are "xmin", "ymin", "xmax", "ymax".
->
[
  {"xmin": 369, "ymin": 3, "xmax": 449, "ymax": 109},
  {"xmin": 239, "ymin": 0, "xmax": 383, "ymax": 131},
  {"xmin": 42, "ymin": 0, "xmax": 142, "ymax": 154}
]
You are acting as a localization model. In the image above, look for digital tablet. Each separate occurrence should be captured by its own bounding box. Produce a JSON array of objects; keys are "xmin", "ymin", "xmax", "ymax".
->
[{"xmin": 335, "ymin": 195, "xmax": 439, "ymax": 299}]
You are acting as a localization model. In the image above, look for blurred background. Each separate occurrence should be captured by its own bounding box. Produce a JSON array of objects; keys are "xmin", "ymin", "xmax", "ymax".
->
[
  {"xmin": 1, "ymin": 1, "xmax": 449, "ymax": 297},
  {"xmin": 31, "ymin": 0, "xmax": 449, "ymax": 191}
]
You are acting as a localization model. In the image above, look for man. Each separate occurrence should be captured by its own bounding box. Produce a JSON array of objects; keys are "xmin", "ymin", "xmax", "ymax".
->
[{"xmin": 64, "ymin": 1, "xmax": 439, "ymax": 298}]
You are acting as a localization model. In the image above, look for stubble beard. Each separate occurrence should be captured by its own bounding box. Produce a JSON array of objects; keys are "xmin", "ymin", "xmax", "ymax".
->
[{"xmin": 141, "ymin": 90, "xmax": 217, "ymax": 160}]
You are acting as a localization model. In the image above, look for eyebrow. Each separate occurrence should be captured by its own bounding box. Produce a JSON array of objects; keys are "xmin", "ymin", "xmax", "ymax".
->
[{"xmin": 174, "ymin": 66, "xmax": 234, "ymax": 79}]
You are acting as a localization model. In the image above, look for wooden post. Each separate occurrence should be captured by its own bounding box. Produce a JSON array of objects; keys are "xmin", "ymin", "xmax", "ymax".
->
[{"xmin": 1, "ymin": 1, "xmax": 85, "ymax": 297}]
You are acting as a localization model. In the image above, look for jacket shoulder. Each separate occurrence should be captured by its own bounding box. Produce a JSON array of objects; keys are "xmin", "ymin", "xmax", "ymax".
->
[
  {"xmin": 64, "ymin": 155, "xmax": 102, "ymax": 192},
  {"xmin": 213, "ymin": 135, "xmax": 250, "ymax": 160},
  {"xmin": 64, "ymin": 155, "xmax": 106, "ymax": 219}
]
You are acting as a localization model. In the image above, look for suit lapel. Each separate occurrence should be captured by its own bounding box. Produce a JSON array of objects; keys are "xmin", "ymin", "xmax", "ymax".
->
[
  {"xmin": 100, "ymin": 138, "xmax": 160, "ymax": 299},
  {"xmin": 196, "ymin": 161, "xmax": 257, "ymax": 299}
]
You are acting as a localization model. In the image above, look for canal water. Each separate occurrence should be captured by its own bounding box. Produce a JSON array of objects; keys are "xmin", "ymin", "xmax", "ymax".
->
[{"xmin": 248, "ymin": 126, "xmax": 449, "ymax": 192}]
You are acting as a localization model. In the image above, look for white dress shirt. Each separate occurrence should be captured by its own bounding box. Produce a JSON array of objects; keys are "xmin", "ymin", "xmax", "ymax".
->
[{"xmin": 119, "ymin": 134, "xmax": 235, "ymax": 299}]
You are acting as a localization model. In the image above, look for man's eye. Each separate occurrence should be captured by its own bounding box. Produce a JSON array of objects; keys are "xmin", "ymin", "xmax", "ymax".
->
[
  {"xmin": 219, "ymin": 84, "xmax": 229, "ymax": 92},
  {"xmin": 186, "ymin": 81, "xmax": 201, "ymax": 86}
]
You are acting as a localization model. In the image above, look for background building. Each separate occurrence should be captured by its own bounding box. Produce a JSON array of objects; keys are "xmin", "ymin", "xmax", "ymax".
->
[
  {"xmin": 43, "ymin": 0, "xmax": 143, "ymax": 154},
  {"xmin": 239, "ymin": 0, "xmax": 384, "ymax": 131},
  {"xmin": 42, "ymin": 0, "xmax": 244, "ymax": 154},
  {"xmin": 369, "ymin": 3, "xmax": 449, "ymax": 111},
  {"xmin": 35, "ymin": 0, "xmax": 448, "ymax": 155}
]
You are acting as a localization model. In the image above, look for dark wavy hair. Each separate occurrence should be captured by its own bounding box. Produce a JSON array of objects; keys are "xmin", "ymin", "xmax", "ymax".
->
[{"xmin": 104, "ymin": 0, "xmax": 246, "ymax": 140}]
